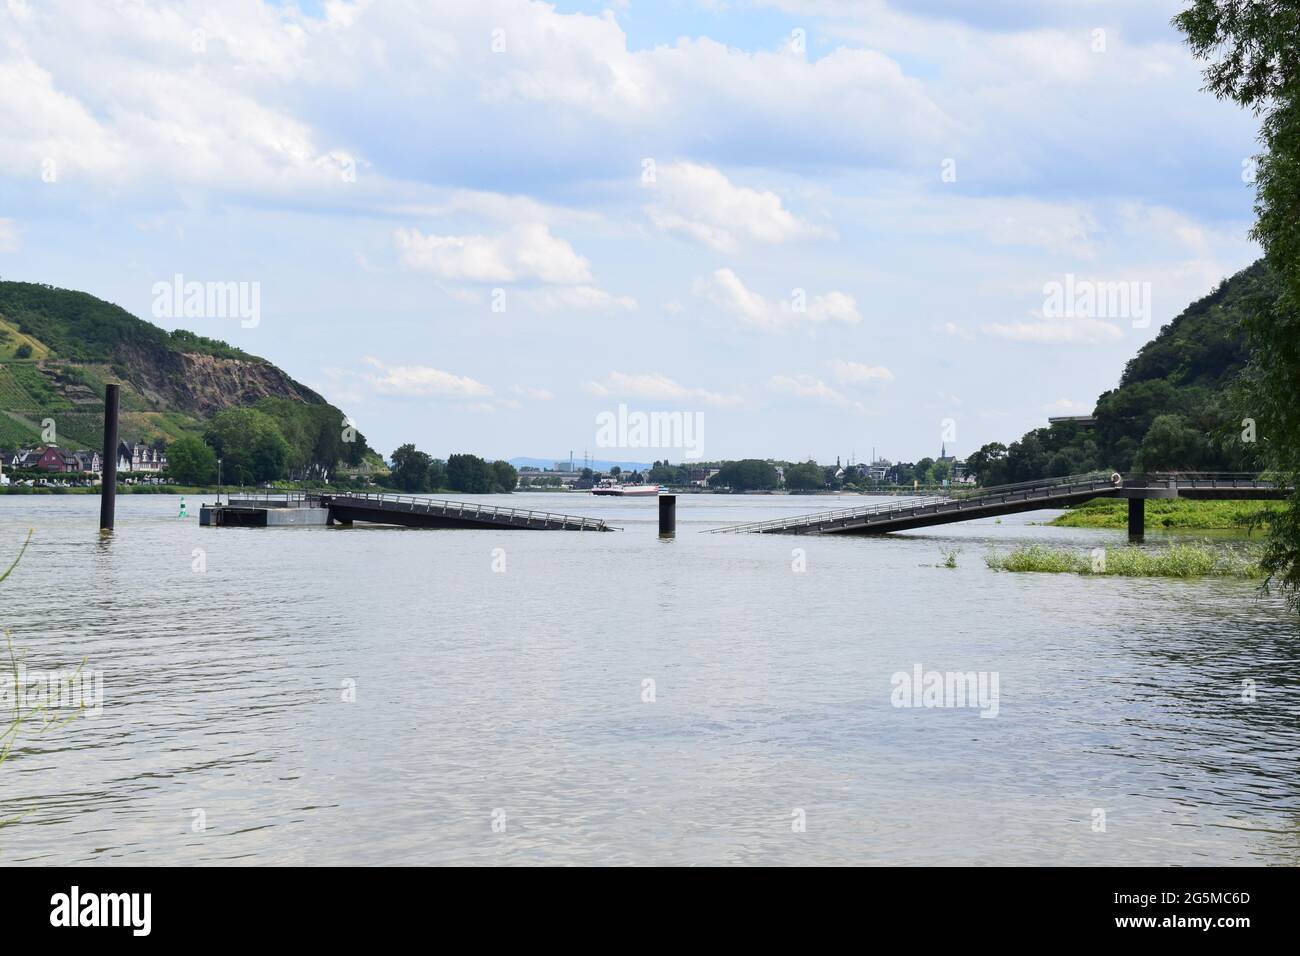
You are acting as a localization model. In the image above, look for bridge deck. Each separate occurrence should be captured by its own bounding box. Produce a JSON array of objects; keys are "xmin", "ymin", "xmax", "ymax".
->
[
  {"xmin": 316, "ymin": 492, "xmax": 613, "ymax": 531},
  {"xmin": 210, "ymin": 490, "xmax": 613, "ymax": 531},
  {"xmin": 709, "ymin": 472, "xmax": 1287, "ymax": 535}
]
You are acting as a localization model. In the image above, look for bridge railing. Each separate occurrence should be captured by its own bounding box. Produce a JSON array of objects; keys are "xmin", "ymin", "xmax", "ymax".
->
[
  {"xmin": 223, "ymin": 490, "xmax": 313, "ymax": 505},
  {"xmin": 709, "ymin": 471, "xmax": 1117, "ymax": 534},
  {"xmin": 1127, "ymin": 471, "xmax": 1284, "ymax": 488},
  {"xmin": 318, "ymin": 491, "xmax": 610, "ymax": 531}
]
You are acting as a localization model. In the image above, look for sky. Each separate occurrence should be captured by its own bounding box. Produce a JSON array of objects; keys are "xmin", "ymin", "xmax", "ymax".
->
[{"xmin": 0, "ymin": 0, "xmax": 1263, "ymax": 466}]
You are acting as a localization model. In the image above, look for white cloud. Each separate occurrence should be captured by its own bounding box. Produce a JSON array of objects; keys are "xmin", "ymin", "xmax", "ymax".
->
[
  {"xmin": 514, "ymin": 285, "xmax": 637, "ymax": 312},
  {"xmin": 646, "ymin": 161, "xmax": 831, "ymax": 253},
  {"xmin": 393, "ymin": 222, "xmax": 634, "ymax": 312},
  {"xmin": 395, "ymin": 223, "xmax": 592, "ymax": 284},
  {"xmin": 982, "ymin": 314, "xmax": 1124, "ymax": 345},
  {"xmin": 0, "ymin": 218, "xmax": 17, "ymax": 252},
  {"xmin": 361, "ymin": 357, "xmax": 493, "ymax": 399},
  {"xmin": 513, "ymin": 385, "xmax": 556, "ymax": 401},
  {"xmin": 694, "ymin": 268, "xmax": 862, "ymax": 330},
  {"xmin": 396, "ymin": 189, "xmax": 604, "ymax": 228},
  {"xmin": 768, "ymin": 374, "xmax": 868, "ymax": 413},
  {"xmin": 827, "ymin": 359, "xmax": 894, "ymax": 385},
  {"xmin": 584, "ymin": 371, "xmax": 742, "ymax": 407},
  {"xmin": 938, "ymin": 322, "xmax": 974, "ymax": 341},
  {"xmin": 0, "ymin": 0, "xmax": 952, "ymax": 199},
  {"xmin": 1042, "ymin": 398, "xmax": 1093, "ymax": 415}
]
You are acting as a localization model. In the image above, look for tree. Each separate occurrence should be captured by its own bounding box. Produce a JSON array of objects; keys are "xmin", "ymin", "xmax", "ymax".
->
[
  {"xmin": 707, "ymin": 459, "xmax": 779, "ymax": 491},
  {"xmin": 491, "ymin": 460, "xmax": 518, "ymax": 492},
  {"xmin": 1134, "ymin": 414, "xmax": 1207, "ymax": 472},
  {"xmin": 914, "ymin": 457, "xmax": 936, "ymax": 484},
  {"xmin": 389, "ymin": 443, "xmax": 434, "ymax": 492},
  {"xmin": 203, "ymin": 408, "xmax": 290, "ymax": 485},
  {"xmin": 783, "ymin": 460, "xmax": 823, "ymax": 491},
  {"xmin": 1177, "ymin": 1, "xmax": 1300, "ymax": 608},
  {"xmin": 446, "ymin": 453, "xmax": 494, "ymax": 493},
  {"xmin": 965, "ymin": 442, "xmax": 1008, "ymax": 486},
  {"xmin": 648, "ymin": 461, "xmax": 686, "ymax": 485},
  {"xmin": 166, "ymin": 435, "xmax": 217, "ymax": 485}
]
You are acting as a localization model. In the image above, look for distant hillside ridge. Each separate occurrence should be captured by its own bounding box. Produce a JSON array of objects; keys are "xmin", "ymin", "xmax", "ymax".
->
[
  {"xmin": 0, "ymin": 280, "xmax": 372, "ymax": 473},
  {"xmin": 966, "ymin": 259, "xmax": 1272, "ymax": 484}
]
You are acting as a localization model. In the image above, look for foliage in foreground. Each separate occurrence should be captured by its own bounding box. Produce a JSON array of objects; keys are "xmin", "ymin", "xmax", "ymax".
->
[
  {"xmin": 1, "ymin": 530, "xmax": 86, "ymax": 828},
  {"xmin": 1176, "ymin": 1, "xmax": 1300, "ymax": 609},
  {"xmin": 984, "ymin": 543, "xmax": 1264, "ymax": 579}
]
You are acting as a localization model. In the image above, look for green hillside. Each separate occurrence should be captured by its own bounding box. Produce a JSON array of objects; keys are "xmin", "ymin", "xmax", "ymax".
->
[
  {"xmin": 965, "ymin": 261, "xmax": 1270, "ymax": 484},
  {"xmin": 0, "ymin": 281, "xmax": 376, "ymax": 478}
]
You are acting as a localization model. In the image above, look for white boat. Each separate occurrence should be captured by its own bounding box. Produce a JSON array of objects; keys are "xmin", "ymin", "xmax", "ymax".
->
[{"xmin": 590, "ymin": 479, "xmax": 661, "ymax": 496}]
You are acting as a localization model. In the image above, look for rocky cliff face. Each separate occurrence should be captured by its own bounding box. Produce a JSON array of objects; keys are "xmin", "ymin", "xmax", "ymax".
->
[{"xmin": 117, "ymin": 341, "xmax": 323, "ymax": 415}]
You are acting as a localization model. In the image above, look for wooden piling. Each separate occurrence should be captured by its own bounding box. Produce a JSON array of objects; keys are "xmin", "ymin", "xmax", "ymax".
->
[
  {"xmin": 1127, "ymin": 497, "xmax": 1144, "ymax": 541},
  {"xmin": 99, "ymin": 383, "xmax": 119, "ymax": 532},
  {"xmin": 659, "ymin": 494, "xmax": 676, "ymax": 537}
]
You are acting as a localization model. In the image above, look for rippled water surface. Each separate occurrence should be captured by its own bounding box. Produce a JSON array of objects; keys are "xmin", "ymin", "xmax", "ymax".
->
[{"xmin": 1, "ymin": 492, "xmax": 1297, "ymax": 865}]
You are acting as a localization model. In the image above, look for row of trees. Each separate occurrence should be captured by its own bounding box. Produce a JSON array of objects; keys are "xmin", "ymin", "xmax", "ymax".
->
[
  {"xmin": 164, "ymin": 402, "xmax": 371, "ymax": 486},
  {"xmin": 639, "ymin": 458, "xmax": 961, "ymax": 492},
  {"xmin": 389, "ymin": 444, "xmax": 518, "ymax": 493},
  {"xmin": 961, "ymin": 413, "xmax": 1236, "ymax": 489},
  {"xmin": 164, "ymin": 415, "xmax": 517, "ymax": 495}
]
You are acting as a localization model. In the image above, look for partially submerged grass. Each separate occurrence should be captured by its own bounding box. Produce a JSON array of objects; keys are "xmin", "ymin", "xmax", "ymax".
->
[
  {"xmin": 1050, "ymin": 497, "xmax": 1278, "ymax": 531},
  {"xmin": 986, "ymin": 544, "xmax": 1082, "ymax": 573},
  {"xmin": 985, "ymin": 543, "xmax": 1264, "ymax": 578}
]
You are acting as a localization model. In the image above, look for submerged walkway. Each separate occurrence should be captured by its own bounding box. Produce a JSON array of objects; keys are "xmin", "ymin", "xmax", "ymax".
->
[
  {"xmin": 206, "ymin": 490, "xmax": 614, "ymax": 531},
  {"xmin": 708, "ymin": 472, "xmax": 1288, "ymax": 536}
]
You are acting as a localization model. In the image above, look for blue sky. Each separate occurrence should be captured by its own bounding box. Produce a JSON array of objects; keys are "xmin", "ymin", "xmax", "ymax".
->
[{"xmin": 0, "ymin": 0, "xmax": 1262, "ymax": 465}]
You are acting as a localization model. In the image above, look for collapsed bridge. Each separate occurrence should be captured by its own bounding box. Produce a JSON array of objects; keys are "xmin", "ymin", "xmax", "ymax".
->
[
  {"xmin": 708, "ymin": 472, "xmax": 1289, "ymax": 539},
  {"xmin": 200, "ymin": 490, "xmax": 614, "ymax": 531}
]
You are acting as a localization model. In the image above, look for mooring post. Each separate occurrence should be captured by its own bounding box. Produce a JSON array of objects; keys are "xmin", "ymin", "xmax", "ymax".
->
[
  {"xmin": 99, "ymin": 383, "xmax": 119, "ymax": 532},
  {"xmin": 1127, "ymin": 496, "xmax": 1144, "ymax": 541},
  {"xmin": 659, "ymin": 494, "xmax": 676, "ymax": 537}
]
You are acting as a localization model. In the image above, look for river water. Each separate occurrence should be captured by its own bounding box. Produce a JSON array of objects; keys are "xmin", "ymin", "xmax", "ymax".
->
[{"xmin": 0, "ymin": 492, "xmax": 1296, "ymax": 865}]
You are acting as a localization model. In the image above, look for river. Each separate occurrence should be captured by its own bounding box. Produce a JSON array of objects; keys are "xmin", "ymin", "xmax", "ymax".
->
[{"xmin": 1, "ymin": 492, "xmax": 1296, "ymax": 865}]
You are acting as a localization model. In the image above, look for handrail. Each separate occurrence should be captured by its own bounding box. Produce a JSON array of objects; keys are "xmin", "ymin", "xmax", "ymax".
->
[
  {"xmin": 1129, "ymin": 471, "xmax": 1284, "ymax": 485},
  {"xmin": 709, "ymin": 471, "xmax": 1117, "ymax": 534},
  {"xmin": 314, "ymin": 490, "xmax": 610, "ymax": 530},
  {"xmin": 708, "ymin": 469, "xmax": 1291, "ymax": 535}
]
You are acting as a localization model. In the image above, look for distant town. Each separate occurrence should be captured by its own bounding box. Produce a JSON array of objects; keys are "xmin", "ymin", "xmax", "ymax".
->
[
  {"xmin": 0, "ymin": 434, "xmax": 976, "ymax": 495},
  {"xmin": 515, "ymin": 443, "xmax": 975, "ymax": 493},
  {"xmin": 0, "ymin": 440, "xmax": 167, "ymax": 487}
]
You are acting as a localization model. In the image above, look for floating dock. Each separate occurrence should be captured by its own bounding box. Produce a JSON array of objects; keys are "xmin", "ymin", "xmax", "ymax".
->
[{"xmin": 200, "ymin": 494, "xmax": 330, "ymax": 527}]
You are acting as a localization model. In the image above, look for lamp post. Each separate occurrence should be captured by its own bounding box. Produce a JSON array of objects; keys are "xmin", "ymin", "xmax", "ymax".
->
[{"xmin": 217, "ymin": 458, "xmax": 223, "ymax": 505}]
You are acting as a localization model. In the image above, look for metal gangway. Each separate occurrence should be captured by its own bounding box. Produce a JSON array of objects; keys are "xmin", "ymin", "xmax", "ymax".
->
[{"xmin": 314, "ymin": 490, "xmax": 615, "ymax": 531}]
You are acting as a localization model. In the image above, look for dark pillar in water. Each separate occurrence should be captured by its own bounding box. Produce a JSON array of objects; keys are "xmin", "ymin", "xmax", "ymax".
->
[
  {"xmin": 1127, "ymin": 496, "xmax": 1144, "ymax": 541},
  {"xmin": 99, "ymin": 383, "xmax": 120, "ymax": 532},
  {"xmin": 659, "ymin": 494, "xmax": 676, "ymax": 537}
]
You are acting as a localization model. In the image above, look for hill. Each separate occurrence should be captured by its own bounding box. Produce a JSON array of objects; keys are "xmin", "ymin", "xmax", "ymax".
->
[
  {"xmin": 966, "ymin": 260, "xmax": 1272, "ymax": 484},
  {"xmin": 0, "ymin": 281, "xmax": 375, "ymax": 476}
]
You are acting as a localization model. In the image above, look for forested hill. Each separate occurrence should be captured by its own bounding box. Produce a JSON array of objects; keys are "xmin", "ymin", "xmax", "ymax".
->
[
  {"xmin": 0, "ymin": 281, "xmax": 374, "ymax": 477},
  {"xmin": 966, "ymin": 260, "xmax": 1273, "ymax": 485}
]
